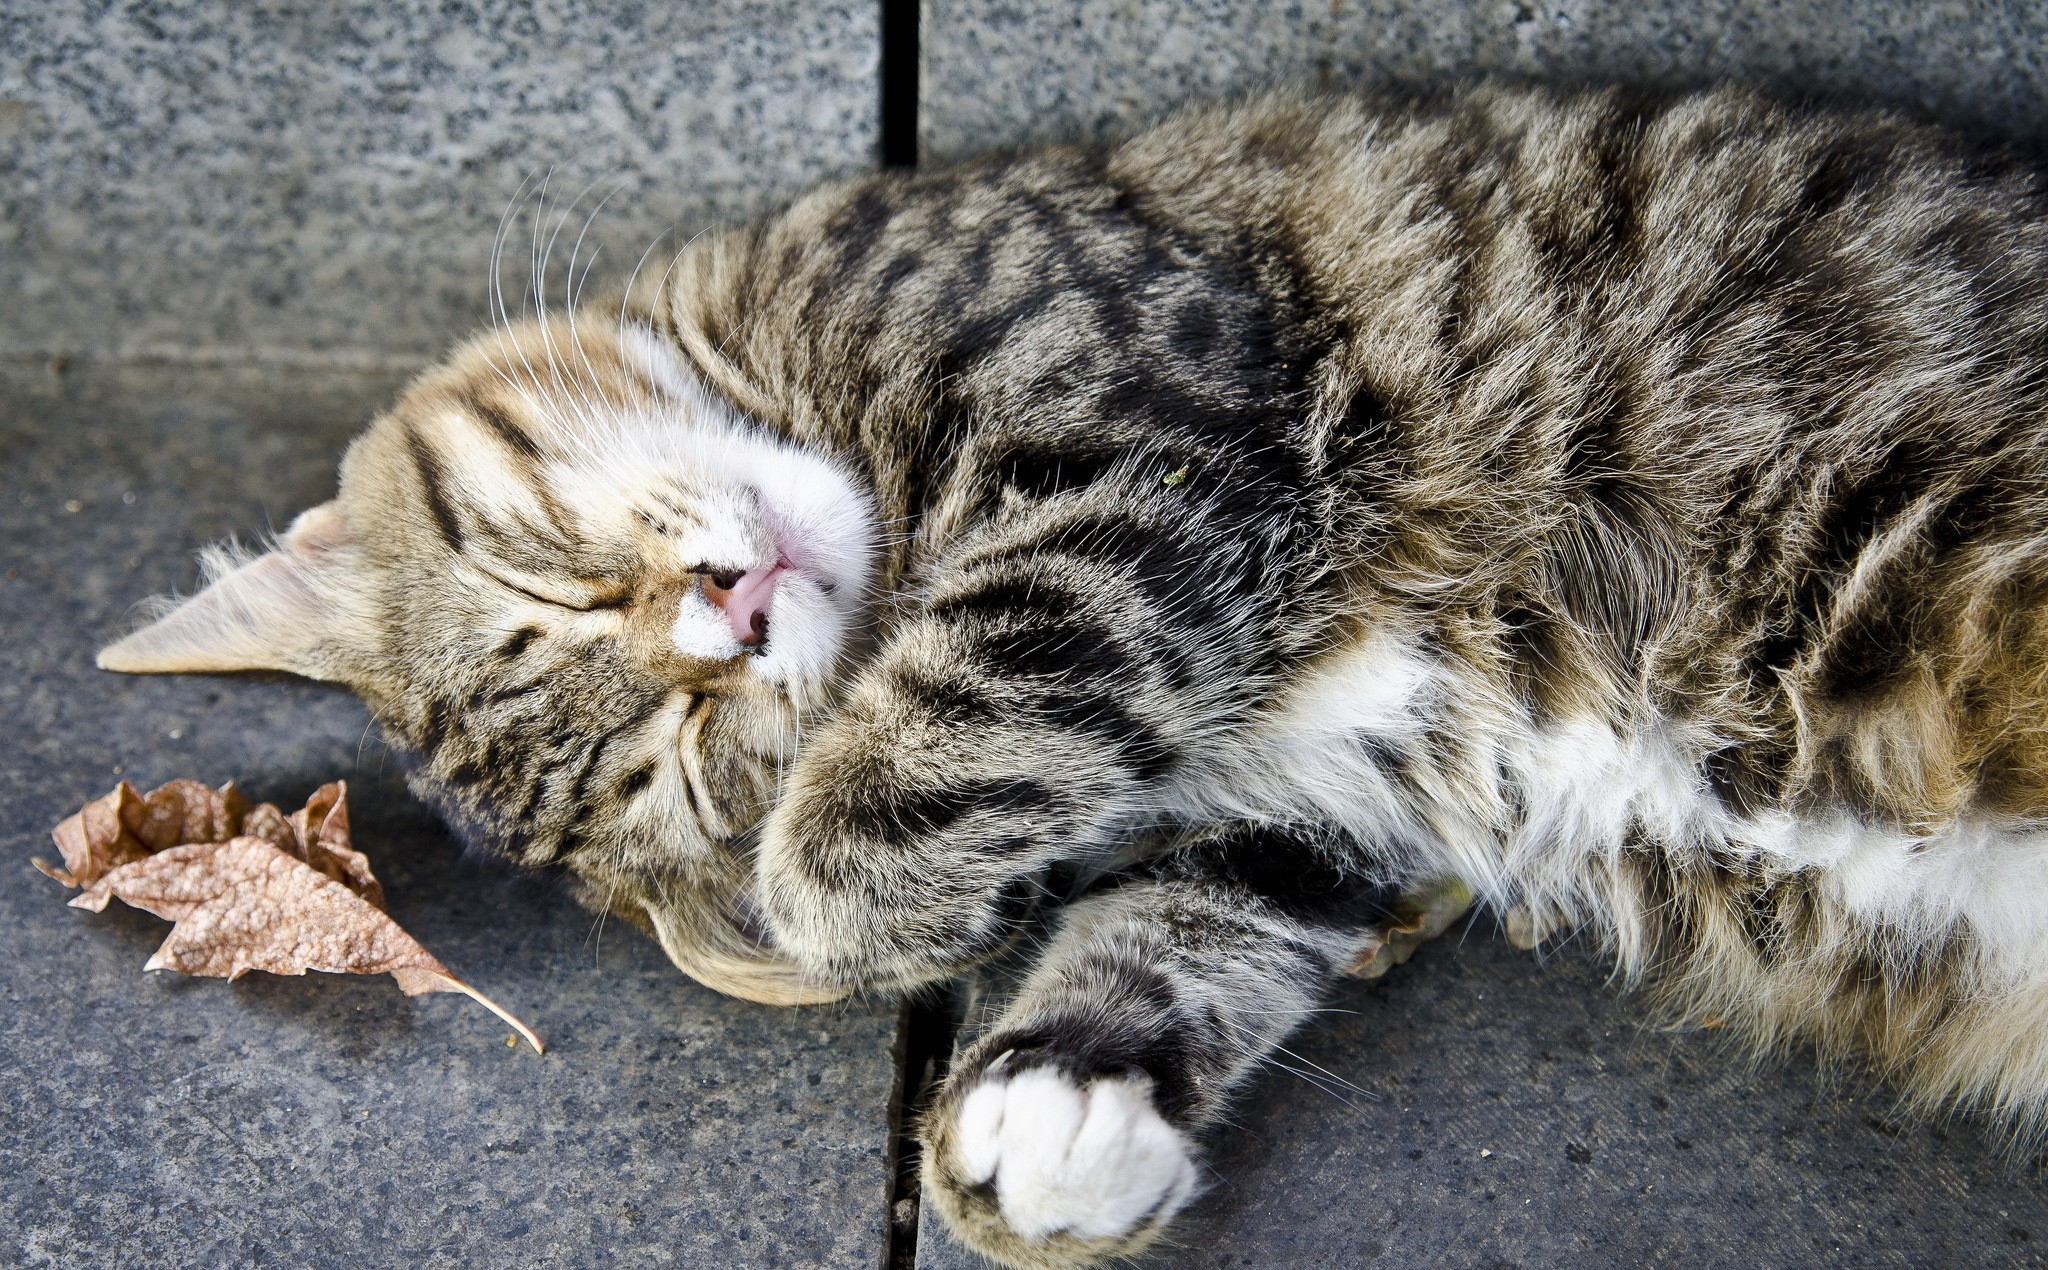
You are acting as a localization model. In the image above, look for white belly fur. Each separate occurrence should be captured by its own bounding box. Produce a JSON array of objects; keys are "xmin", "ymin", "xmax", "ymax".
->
[{"xmin": 1181, "ymin": 631, "xmax": 2048, "ymax": 988}]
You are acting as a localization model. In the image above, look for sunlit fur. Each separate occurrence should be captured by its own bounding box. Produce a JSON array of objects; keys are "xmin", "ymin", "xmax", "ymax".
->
[{"xmin": 104, "ymin": 82, "xmax": 2048, "ymax": 1269}]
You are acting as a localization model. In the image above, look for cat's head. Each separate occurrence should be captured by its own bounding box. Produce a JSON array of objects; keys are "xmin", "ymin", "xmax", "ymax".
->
[{"xmin": 99, "ymin": 314, "xmax": 876, "ymax": 1006}]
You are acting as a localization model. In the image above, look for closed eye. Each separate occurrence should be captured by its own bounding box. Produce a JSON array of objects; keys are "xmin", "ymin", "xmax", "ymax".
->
[{"xmin": 477, "ymin": 565, "xmax": 633, "ymax": 612}]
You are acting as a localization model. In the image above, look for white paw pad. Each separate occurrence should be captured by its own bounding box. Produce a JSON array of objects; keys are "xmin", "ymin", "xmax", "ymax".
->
[{"xmin": 950, "ymin": 1064, "xmax": 1197, "ymax": 1242}]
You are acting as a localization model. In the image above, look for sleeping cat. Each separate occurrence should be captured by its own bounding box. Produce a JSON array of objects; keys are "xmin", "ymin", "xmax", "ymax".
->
[{"xmin": 100, "ymin": 82, "xmax": 2048, "ymax": 1268}]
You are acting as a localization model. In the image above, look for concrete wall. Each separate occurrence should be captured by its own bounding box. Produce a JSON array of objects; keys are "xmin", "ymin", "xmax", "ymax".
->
[
  {"xmin": 0, "ymin": 2, "xmax": 878, "ymax": 366},
  {"xmin": 5, "ymin": 3, "xmax": 2045, "ymax": 368},
  {"xmin": 922, "ymin": 2, "xmax": 2048, "ymax": 161}
]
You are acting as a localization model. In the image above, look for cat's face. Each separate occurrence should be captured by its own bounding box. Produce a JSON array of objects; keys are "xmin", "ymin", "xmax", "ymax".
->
[{"xmin": 99, "ymin": 315, "xmax": 876, "ymax": 1005}]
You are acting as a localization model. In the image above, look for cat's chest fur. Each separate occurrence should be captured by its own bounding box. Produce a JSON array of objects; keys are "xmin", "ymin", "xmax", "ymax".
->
[{"xmin": 1184, "ymin": 628, "xmax": 2048, "ymax": 988}]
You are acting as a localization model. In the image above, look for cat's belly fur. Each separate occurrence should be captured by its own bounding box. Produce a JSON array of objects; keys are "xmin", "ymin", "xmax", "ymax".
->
[{"xmin": 1185, "ymin": 631, "xmax": 2048, "ymax": 990}]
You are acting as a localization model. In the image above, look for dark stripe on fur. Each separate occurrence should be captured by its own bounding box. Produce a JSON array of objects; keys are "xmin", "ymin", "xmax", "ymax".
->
[
  {"xmin": 842, "ymin": 778, "xmax": 1055, "ymax": 844},
  {"xmin": 464, "ymin": 387, "xmax": 543, "ymax": 461},
  {"xmin": 402, "ymin": 422, "xmax": 466, "ymax": 552}
]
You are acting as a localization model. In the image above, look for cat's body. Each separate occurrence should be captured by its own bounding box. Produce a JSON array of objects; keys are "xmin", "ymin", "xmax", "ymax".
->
[{"xmin": 103, "ymin": 83, "xmax": 2048, "ymax": 1268}]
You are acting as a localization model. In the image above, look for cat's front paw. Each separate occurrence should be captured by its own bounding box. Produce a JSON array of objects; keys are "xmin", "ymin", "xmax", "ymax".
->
[{"xmin": 922, "ymin": 1060, "xmax": 1198, "ymax": 1269}]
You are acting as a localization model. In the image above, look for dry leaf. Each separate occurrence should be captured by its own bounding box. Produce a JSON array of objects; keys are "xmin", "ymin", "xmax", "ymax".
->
[
  {"xmin": 287, "ymin": 781, "xmax": 384, "ymax": 910},
  {"xmin": 41, "ymin": 777, "xmax": 254, "ymax": 887},
  {"xmin": 41, "ymin": 778, "xmax": 541, "ymax": 1053}
]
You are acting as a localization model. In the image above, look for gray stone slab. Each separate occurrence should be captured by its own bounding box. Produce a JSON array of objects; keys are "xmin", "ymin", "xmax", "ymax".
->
[
  {"xmin": 0, "ymin": 2, "xmax": 878, "ymax": 366},
  {"xmin": 0, "ymin": 362, "xmax": 901, "ymax": 1268},
  {"xmin": 915, "ymin": 928, "xmax": 2048, "ymax": 1268},
  {"xmin": 921, "ymin": 1, "xmax": 2048, "ymax": 162}
]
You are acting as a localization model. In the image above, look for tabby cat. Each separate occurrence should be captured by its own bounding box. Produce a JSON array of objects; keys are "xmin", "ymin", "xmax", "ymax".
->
[{"xmin": 102, "ymin": 83, "xmax": 2048, "ymax": 1268}]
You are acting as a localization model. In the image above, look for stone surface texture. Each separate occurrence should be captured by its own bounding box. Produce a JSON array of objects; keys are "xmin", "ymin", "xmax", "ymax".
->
[
  {"xmin": 0, "ymin": 363, "xmax": 900, "ymax": 1268},
  {"xmin": 0, "ymin": 1, "xmax": 877, "ymax": 366},
  {"xmin": 916, "ymin": 930, "xmax": 2048, "ymax": 1268},
  {"xmin": 921, "ymin": 0, "xmax": 2048, "ymax": 161}
]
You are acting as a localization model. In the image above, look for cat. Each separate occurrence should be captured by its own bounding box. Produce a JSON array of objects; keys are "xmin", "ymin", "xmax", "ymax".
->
[{"xmin": 99, "ymin": 81, "xmax": 2048, "ymax": 1268}]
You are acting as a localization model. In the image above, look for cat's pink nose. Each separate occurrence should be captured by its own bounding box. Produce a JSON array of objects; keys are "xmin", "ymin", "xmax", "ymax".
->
[{"xmin": 701, "ymin": 565, "xmax": 782, "ymax": 648}]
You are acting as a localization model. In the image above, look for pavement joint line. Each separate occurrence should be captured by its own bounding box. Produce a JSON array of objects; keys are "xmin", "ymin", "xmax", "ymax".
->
[{"xmin": 886, "ymin": 987, "xmax": 964, "ymax": 1270}]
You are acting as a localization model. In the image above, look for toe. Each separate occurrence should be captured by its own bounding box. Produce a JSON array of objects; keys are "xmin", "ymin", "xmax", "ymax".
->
[
  {"xmin": 955, "ymin": 1079, "xmax": 1009, "ymax": 1185},
  {"xmin": 1063, "ymin": 1078, "xmax": 1195, "ymax": 1239},
  {"xmin": 924, "ymin": 1064, "xmax": 1199, "ymax": 1270},
  {"xmin": 993, "ymin": 1068, "xmax": 1094, "ymax": 1238}
]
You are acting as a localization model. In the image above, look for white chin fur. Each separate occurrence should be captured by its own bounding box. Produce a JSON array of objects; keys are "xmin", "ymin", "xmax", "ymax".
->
[
  {"xmin": 671, "ymin": 587, "xmax": 746, "ymax": 661},
  {"xmin": 746, "ymin": 571, "xmax": 845, "ymax": 687}
]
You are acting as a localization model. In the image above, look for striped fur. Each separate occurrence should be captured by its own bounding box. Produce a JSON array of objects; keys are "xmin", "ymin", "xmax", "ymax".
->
[{"xmin": 105, "ymin": 83, "xmax": 2048, "ymax": 1267}]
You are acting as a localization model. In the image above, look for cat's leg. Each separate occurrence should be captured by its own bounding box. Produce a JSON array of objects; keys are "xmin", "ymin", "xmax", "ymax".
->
[
  {"xmin": 755, "ymin": 454, "xmax": 1291, "ymax": 992},
  {"xmin": 918, "ymin": 825, "xmax": 1470, "ymax": 1270}
]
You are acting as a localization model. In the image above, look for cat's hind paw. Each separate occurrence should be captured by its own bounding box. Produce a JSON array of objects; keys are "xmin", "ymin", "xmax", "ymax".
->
[{"xmin": 922, "ymin": 1062, "xmax": 1197, "ymax": 1269}]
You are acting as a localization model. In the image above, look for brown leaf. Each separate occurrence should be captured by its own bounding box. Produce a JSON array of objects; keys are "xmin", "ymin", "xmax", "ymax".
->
[
  {"xmin": 42, "ymin": 777, "xmax": 254, "ymax": 887},
  {"xmin": 42, "ymin": 779, "xmax": 540, "ymax": 1053},
  {"xmin": 44, "ymin": 783, "xmax": 152, "ymax": 887},
  {"xmin": 127, "ymin": 777, "xmax": 249, "ymax": 850},
  {"xmin": 238, "ymin": 800, "xmax": 297, "ymax": 854},
  {"xmin": 287, "ymin": 781, "xmax": 384, "ymax": 910}
]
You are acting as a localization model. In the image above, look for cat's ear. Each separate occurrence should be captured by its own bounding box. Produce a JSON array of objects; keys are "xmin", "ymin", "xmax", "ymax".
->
[{"xmin": 97, "ymin": 502, "xmax": 372, "ymax": 682}]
